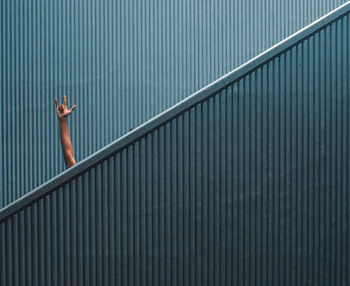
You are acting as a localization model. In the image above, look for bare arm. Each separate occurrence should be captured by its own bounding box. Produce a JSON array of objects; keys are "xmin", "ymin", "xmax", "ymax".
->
[{"xmin": 55, "ymin": 96, "xmax": 77, "ymax": 168}]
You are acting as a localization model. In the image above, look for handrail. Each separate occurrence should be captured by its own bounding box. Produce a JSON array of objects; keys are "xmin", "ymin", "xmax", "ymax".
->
[{"xmin": 1, "ymin": 1, "xmax": 350, "ymax": 223}]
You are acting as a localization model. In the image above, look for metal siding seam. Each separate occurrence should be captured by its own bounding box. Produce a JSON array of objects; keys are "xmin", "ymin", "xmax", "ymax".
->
[
  {"xmin": 207, "ymin": 96, "xmax": 214, "ymax": 285},
  {"xmin": 0, "ymin": 222, "xmax": 5, "ymax": 284},
  {"xmin": 12, "ymin": 214, "xmax": 19, "ymax": 286},
  {"xmin": 336, "ymin": 17, "xmax": 344, "ymax": 284},
  {"xmin": 325, "ymin": 24, "xmax": 332, "ymax": 285},
  {"xmin": 96, "ymin": 163, "xmax": 103, "ymax": 286},
  {"xmin": 189, "ymin": 107, "xmax": 196, "ymax": 286},
  {"xmin": 138, "ymin": 138, "xmax": 146, "ymax": 283},
  {"xmin": 6, "ymin": 219, "xmax": 12, "ymax": 285},
  {"xmin": 0, "ymin": 0, "xmax": 2, "ymax": 208},
  {"xmin": 345, "ymin": 15, "xmax": 350, "ymax": 284},
  {"xmin": 4, "ymin": 0, "xmax": 8, "ymax": 204},
  {"xmin": 334, "ymin": 19, "xmax": 341, "ymax": 284},
  {"xmin": 347, "ymin": 15, "xmax": 350, "ymax": 283},
  {"xmin": 153, "ymin": 130, "xmax": 160, "ymax": 284},
  {"xmin": 158, "ymin": 126, "xmax": 165, "ymax": 285},
  {"xmin": 201, "ymin": 100, "xmax": 208, "ymax": 285},
  {"xmin": 311, "ymin": 33, "xmax": 318, "ymax": 286},
  {"xmin": 83, "ymin": 172, "xmax": 90, "ymax": 286},
  {"xmin": 164, "ymin": 122, "xmax": 171, "ymax": 285},
  {"xmin": 65, "ymin": 183, "xmax": 71, "ymax": 285},
  {"xmin": 70, "ymin": 179, "xmax": 77, "ymax": 286},
  {"xmin": 0, "ymin": 0, "xmax": 4, "ymax": 206}
]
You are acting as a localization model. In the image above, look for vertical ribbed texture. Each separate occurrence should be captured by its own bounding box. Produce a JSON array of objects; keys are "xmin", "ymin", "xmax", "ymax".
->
[
  {"xmin": 1, "ymin": 11, "xmax": 349, "ymax": 285},
  {"xmin": 0, "ymin": 0, "xmax": 348, "ymax": 208}
]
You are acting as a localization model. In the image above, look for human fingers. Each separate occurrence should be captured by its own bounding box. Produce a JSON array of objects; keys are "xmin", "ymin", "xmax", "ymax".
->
[
  {"xmin": 70, "ymin": 105, "xmax": 77, "ymax": 113},
  {"xmin": 55, "ymin": 98, "xmax": 58, "ymax": 109},
  {"xmin": 63, "ymin": 95, "xmax": 67, "ymax": 106}
]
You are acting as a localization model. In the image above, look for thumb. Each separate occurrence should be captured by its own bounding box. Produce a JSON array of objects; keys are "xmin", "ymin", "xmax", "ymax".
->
[{"xmin": 70, "ymin": 105, "xmax": 77, "ymax": 113}]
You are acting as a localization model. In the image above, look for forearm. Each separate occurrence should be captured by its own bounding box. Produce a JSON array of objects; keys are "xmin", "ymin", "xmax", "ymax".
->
[{"xmin": 59, "ymin": 118, "xmax": 76, "ymax": 168}]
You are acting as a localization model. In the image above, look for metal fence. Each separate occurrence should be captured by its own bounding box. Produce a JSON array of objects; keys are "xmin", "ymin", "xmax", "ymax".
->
[
  {"xmin": 0, "ymin": 0, "xmax": 348, "ymax": 208},
  {"xmin": 1, "ymin": 3, "xmax": 350, "ymax": 285}
]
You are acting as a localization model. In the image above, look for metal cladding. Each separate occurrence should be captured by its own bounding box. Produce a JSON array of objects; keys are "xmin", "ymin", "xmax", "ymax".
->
[
  {"xmin": 0, "ymin": 0, "xmax": 348, "ymax": 208},
  {"xmin": 1, "ymin": 3, "xmax": 350, "ymax": 285}
]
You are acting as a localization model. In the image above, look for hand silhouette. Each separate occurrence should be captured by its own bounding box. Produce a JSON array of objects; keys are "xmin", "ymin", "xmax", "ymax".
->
[{"xmin": 55, "ymin": 95, "xmax": 77, "ymax": 120}]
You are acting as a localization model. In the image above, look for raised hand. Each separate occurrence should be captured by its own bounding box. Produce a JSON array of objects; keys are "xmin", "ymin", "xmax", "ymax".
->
[
  {"xmin": 55, "ymin": 95, "xmax": 77, "ymax": 120},
  {"xmin": 55, "ymin": 95, "xmax": 77, "ymax": 168}
]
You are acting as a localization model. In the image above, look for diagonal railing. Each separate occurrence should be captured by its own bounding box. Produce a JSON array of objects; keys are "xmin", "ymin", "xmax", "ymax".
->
[{"xmin": 1, "ymin": 1, "xmax": 350, "ymax": 223}]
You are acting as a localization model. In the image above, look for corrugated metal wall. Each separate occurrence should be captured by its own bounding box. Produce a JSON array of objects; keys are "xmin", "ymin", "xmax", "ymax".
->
[
  {"xmin": 1, "ymin": 6, "xmax": 350, "ymax": 285},
  {"xmin": 0, "ymin": 0, "xmax": 348, "ymax": 208}
]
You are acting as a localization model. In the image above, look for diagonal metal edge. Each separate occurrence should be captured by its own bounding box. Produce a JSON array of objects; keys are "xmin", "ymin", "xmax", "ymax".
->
[{"xmin": 1, "ymin": 1, "xmax": 349, "ymax": 223}]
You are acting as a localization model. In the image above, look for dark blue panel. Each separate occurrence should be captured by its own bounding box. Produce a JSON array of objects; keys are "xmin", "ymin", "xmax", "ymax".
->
[
  {"xmin": 1, "ymin": 3, "xmax": 350, "ymax": 286},
  {"xmin": 0, "ymin": 0, "xmax": 348, "ymax": 208}
]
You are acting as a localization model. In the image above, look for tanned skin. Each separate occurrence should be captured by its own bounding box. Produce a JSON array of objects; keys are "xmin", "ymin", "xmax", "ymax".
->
[{"xmin": 55, "ymin": 95, "xmax": 77, "ymax": 168}]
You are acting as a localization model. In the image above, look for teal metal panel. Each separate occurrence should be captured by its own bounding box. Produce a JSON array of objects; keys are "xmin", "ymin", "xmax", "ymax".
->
[
  {"xmin": 0, "ymin": 0, "xmax": 348, "ymax": 208},
  {"xmin": 1, "ymin": 3, "xmax": 350, "ymax": 285}
]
